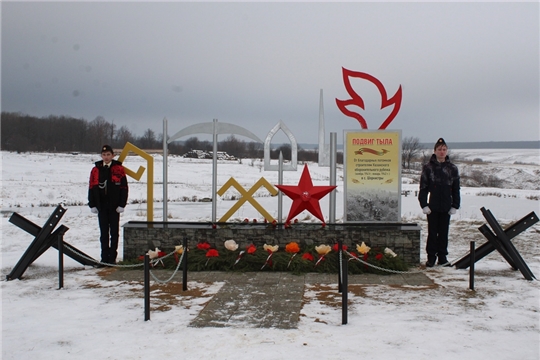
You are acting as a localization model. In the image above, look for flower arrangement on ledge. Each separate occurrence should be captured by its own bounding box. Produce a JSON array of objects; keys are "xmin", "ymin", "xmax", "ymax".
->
[{"xmin": 131, "ymin": 240, "xmax": 409, "ymax": 275}]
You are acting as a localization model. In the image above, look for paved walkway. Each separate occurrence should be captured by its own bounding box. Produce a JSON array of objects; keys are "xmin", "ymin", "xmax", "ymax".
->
[{"xmin": 103, "ymin": 270, "xmax": 433, "ymax": 329}]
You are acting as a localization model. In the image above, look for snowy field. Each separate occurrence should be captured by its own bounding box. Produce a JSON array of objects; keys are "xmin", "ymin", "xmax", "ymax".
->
[{"xmin": 1, "ymin": 149, "xmax": 539, "ymax": 359}]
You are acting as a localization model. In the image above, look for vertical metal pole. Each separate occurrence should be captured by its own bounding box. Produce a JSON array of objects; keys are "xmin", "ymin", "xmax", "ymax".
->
[
  {"xmin": 278, "ymin": 151, "xmax": 283, "ymax": 224},
  {"xmin": 212, "ymin": 119, "xmax": 218, "ymax": 223},
  {"xmin": 58, "ymin": 233, "xmax": 64, "ymax": 289},
  {"xmin": 182, "ymin": 237, "xmax": 188, "ymax": 291},
  {"xmin": 338, "ymin": 240, "xmax": 342, "ymax": 293},
  {"xmin": 469, "ymin": 241, "xmax": 475, "ymax": 291},
  {"xmin": 342, "ymin": 248, "xmax": 348, "ymax": 325},
  {"xmin": 329, "ymin": 132, "xmax": 337, "ymax": 223},
  {"xmin": 318, "ymin": 89, "xmax": 327, "ymax": 167},
  {"xmin": 163, "ymin": 117, "xmax": 168, "ymax": 222},
  {"xmin": 144, "ymin": 254, "xmax": 150, "ymax": 321}
]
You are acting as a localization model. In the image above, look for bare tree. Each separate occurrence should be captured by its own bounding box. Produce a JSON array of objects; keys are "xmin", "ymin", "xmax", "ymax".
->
[
  {"xmin": 220, "ymin": 135, "xmax": 246, "ymax": 158},
  {"xmin": 246, "ymin": 141, "xmax": 263, "ymax": 158},
  {"xmin": 88, "ymin": 116, "xmax": 111, "ymax": 146},
  {"xmin": 184, "ymin": 137, "xmax": 200, "ymax": 151},
  {"xmin": 402, "ymin": 136, "xmax": 424, "ymax": 169},
  {"xmin": 115, "ymin": 126, "xmax": 134, "ymax": 147},
  {"xmin": 139, "ymin": 128, "xmax": 156, "ymax": 149}
]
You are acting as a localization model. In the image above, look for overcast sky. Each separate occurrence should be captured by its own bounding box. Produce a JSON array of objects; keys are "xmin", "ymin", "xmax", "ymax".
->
[{"xmin": 2, "ymin": 1, "xmax": 539, "ymax": 145}]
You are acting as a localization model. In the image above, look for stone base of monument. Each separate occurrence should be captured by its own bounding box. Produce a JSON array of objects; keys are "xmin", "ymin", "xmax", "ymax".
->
[{"xmin": 123, "ymin": 221, "xmax": 421, "ymax": 265}]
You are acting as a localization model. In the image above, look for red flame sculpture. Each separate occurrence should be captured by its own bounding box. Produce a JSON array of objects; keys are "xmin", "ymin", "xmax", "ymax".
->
[{"xmin": 335, "ymin": 67, "xmax": 402, "ymax": 129}]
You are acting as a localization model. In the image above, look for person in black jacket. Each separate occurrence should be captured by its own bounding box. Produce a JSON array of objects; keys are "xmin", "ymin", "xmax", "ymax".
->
[
  {"xmin": 88, "ymin": 145, "xmax": 129, "ymax": 266},
  {"xmin": 418, "ymin": 138, "xmax": 460, "ymax": 267}
]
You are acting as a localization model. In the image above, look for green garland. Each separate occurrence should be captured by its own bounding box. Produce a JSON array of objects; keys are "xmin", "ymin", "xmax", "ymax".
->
[{"xmin": 129, "ymin": 243, "xmax": 410, "ymax": 275}]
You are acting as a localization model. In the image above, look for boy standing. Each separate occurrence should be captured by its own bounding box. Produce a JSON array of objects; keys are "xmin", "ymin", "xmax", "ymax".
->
[
  {"xmin": 418, "ymin": 138, "xmax": 460, "ymax": 267},
  {"xmin": 88, "ymin": 145, "xmax": 129, "ymax": 266}
]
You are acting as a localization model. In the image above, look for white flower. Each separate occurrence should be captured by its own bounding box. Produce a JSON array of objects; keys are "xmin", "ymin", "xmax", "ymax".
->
[
  {"xmin": 147, "ymin": 247, "xmax": 161, "ymax": 259},
  {"xmin": 263, "ymin": 244, "xmax": 279, "ymax": 253},
  {"xmin": 315, "ymin": 244, "xmax": 332, "ymax": 256},
  {"xmin": 384, "ymin": 247, "xmax": 397, "ymax": 257},
  {"xmin": 224, "ymin": 239, "xmax": 239, "ymax": 251}
]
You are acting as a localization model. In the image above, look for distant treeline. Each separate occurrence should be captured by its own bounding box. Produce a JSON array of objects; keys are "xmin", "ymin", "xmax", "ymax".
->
[{"xmin": 1, "ymin": 112, "xmax": 341, "ymax": 162}]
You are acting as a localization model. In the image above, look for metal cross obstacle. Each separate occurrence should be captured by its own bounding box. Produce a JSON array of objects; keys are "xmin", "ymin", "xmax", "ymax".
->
[
  {"xmin": 7, "ymin": 205, "xmax": 97, "ymax": 280},
  {"xmin": 453, "ymin": 207, "xmax": 538, "ymax": 281}
]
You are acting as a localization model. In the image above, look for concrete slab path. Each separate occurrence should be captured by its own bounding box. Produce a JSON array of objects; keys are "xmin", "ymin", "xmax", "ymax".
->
[{"xmin": 103, "ymin": 270, "xmax": 433, "ymax": 329}]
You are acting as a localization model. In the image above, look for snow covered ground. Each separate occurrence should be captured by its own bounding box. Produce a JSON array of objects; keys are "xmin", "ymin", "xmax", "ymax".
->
[{"xmin": 1, "ymin": 149, "xmax": 539, "ymax": 359}]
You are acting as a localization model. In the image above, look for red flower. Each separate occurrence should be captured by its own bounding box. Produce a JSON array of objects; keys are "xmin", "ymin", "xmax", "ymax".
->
[
  {"xmin": 246, "ymin": 244, "xmax": 257, "ymax": 254},
  {"xmin": 244, "ymin": 218, "xmax": 249, "ymax": 223},
  {"xmin": 363, "ymin": 253, "xmax": 369, "ymax": 270},
  {"xmin": 332, "ymin": 243, "xmax": 348, "ymax": 252},
  {"xmin": 302, "ymin": 253, "xmax": 314, "ymax": 261},
  {"xmin": 197, "ymin": 242, "xmax": 211, "ymax": 251},
  {"xmin": 349, "ymin": 252, "xmax": 358, "ymax": 258},
  {"xmin": 253, "ymin": 219, "xmax": 257, "ymax": 223},
  {"xmin": 375, "ymin": 253, "xmax": 383, "ymax": 261},
  {"xmin": 158, "ymin": 251, "xmax": 166, "ymax": 257},
  {"xmin": 206, "ymin": 249, "xmax": 219, "ymax": 257}
]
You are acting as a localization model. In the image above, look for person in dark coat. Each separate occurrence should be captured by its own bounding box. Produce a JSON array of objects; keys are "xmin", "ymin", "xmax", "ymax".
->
[
  {"xmin": 418, "ymin": 138, "xmax": 460, "ymax": 267},
  {"xmin": 88, "ymin": 145, "xmax": 129, "ymax": 266}
]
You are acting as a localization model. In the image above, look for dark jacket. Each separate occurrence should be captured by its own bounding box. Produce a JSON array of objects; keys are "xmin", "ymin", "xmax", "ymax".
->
[
  {"xmin": 418, "ymin": 154, "xmax": 460, "ymax": 212},
  {"xmin": 88, "ymin": 160, "xmax": 128, "ymax": 211}
]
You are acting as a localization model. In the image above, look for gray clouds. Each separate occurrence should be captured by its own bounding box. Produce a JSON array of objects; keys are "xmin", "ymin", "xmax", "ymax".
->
[{"xmin": 2, "ymin": 2, "xmax": 538, "ymax": 144}]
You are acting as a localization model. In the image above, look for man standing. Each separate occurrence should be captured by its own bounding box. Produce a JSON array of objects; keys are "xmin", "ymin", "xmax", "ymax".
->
[
  {"xmin": 88, "ymin": 145, "xmax": 128, "ymax": 266},
  {"xmin": 418, "ymin": 138, "xmax": 460, "ymax": 267}
]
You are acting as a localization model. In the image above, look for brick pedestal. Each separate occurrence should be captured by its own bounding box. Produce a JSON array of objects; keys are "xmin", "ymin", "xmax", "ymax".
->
[{"xmin": 123, "ymin": 221, "xmax": 421, "ymax": 265}]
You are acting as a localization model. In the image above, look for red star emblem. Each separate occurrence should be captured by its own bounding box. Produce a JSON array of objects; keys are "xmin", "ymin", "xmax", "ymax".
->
[{"xmin": 276, "ymin": 164, "xmax": 337, "ymax": 224}]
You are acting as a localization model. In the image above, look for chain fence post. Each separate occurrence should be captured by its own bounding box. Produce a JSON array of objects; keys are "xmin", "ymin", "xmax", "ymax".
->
[
  {"xmin": 342, "ymin": 247, "xmax": 348, "ymax": 325},
  {"xmin": 144, "ymin": 254, "xmax": 150, "ymax": 321},
  {"xmin": 58, "ymin": 233, "xmax": 64, "ymax": 289},
  {"xmin": 469, "ymin": 241, "xmax": 475, "ymax": 291},
  {"xmin": 182, "ymin": 237, "xmax": 188, "ymax": 291},
  {"xmin": 338, "ymin": 240, "xmax": 343, "ymax": 293}
]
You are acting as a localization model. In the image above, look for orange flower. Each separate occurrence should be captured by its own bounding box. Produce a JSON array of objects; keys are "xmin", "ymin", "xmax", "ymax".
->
[
  {"xmin": 175, "ymin": 245, "xmax": 184, "ymax": 254},
  {"xmin": 285, "ymin": 242, "xmax": 300, "ymax": 254}
]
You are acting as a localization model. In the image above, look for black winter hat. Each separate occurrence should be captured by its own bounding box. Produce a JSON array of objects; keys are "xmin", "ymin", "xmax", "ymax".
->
[
  {"xmin": 434, "ymin": 138, "xmax": 447, "ymax": 150},
  {"xmin": 101, "ymin": 145, "xmax": 114, "ymax": 153}
]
